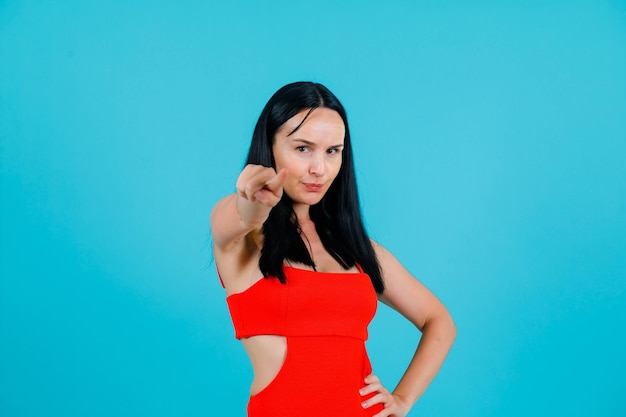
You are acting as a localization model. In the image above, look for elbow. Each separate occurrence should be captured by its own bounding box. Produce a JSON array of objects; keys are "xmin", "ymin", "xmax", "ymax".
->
[
  {"xmin": 424, "ymin": 307, "xmax": 457, "ymax": 348},
  {"xmin": 447, "ymin": 312, "xmax": 457, "ymax": 346},
  {"xmin": 439, "ymin": 306, "xmax": 457, "ymax": 345}
]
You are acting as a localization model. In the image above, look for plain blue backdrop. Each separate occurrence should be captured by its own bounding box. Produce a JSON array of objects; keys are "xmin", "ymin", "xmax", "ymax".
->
[{"xmin": 1, "ymin": 1, "xmax": 625, "ymax": 416}]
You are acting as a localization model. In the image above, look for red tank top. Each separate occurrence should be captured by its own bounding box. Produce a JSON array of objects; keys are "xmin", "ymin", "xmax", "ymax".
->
[
  {"xmin": 225, "ymin": 264, "xmax": 377, "ymax": 340},
  {"xmin": 222, "ymin": 264, "xmax": 384, "ymax": 416}
]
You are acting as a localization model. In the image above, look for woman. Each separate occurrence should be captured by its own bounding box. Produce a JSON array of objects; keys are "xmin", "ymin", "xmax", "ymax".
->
[{"xmin": 211, "ymin": 82, "xmax": 456, "ymax": 417}]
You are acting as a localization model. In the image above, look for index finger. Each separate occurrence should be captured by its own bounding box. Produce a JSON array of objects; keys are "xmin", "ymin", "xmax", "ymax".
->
[
  {"xmin": 239, "ymin": 168, "xmax": 278, "ymax": 199},
  {"xmin": 264, "ymin": 168, "xmax": 288, "ymax": 193}
]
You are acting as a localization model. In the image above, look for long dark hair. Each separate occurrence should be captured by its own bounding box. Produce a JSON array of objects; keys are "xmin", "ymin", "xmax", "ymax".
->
[{"xmin": 245, "ymin": 82, "xmax": 384, "ymax": 293}]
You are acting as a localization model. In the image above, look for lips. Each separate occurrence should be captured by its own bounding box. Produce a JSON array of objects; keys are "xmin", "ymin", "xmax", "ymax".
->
[{"xmin": 303, "ymin": 183, "xmax": 323, "ymax": 192}]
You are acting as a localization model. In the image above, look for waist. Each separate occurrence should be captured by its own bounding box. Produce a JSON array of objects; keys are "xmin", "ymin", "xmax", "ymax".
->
[{"xmin": 247, "ymin": 336, "xmax": 380, "ymax": 416}]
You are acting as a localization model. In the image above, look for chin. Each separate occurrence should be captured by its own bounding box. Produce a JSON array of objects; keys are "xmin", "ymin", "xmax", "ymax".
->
[{"xmin": 293, "ymin": 193, "xmax": 326, "ymax": 206}]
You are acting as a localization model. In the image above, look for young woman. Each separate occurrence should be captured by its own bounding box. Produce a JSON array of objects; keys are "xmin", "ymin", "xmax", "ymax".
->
[{"xmin": 211, "ymin": 82, "xmax": 456, "ymax": 417}]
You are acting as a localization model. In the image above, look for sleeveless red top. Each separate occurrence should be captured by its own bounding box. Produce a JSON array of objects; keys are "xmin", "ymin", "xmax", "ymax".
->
[{"xmin": 222, "ymin": 264, "xmax": 384, "ymax": 416}]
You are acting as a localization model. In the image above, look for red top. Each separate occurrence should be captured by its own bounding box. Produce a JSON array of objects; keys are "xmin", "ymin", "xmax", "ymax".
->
[
  {"xmin": 225, "ymin": 264, "xmax": 378, "ymax": 340},
  {"xmin": 221, "ymin": 264, "xmax": 384, "ymax": 416}
]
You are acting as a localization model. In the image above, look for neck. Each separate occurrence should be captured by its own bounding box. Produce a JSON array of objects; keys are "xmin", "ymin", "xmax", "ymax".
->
[{"xmin": 292, "ymin": 203, "xmax": 311, "ymax": 223}]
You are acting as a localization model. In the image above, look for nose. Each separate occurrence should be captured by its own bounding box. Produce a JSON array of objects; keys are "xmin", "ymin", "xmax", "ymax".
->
[{"xmin": 309, "ymin": 153, "xmax": 325, "ymax": 176}]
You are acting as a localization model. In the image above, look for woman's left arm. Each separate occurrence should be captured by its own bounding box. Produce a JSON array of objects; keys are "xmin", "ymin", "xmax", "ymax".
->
[{"xmin": 360, "ymin": 241, "xmax": 457, "ymax": 416}]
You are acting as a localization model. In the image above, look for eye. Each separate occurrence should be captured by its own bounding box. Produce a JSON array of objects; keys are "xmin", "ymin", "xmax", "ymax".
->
[
  {"xmin": 296, "ymin": 146, "xmax": 309, "ymax": 152},
  {"xmin": 327, "ymin": 147, "xmax": 341, "ymax": 155}
]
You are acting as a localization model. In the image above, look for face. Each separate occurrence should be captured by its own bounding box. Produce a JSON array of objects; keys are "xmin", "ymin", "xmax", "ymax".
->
[{"xmin": 272, "ymin": 107, "xmax": 345, "ymax": 207}]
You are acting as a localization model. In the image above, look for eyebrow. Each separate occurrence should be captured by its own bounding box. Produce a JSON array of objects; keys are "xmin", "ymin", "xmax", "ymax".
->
[{"xmin": 291, "ymin": 138, "xmax": 344, "ymax": 148}]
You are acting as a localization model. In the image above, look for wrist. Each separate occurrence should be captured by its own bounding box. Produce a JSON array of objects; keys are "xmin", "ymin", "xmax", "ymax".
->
[
  {"xmin": 391, "ymin": 391, "xmax": 415, "ymax": 411},
  {"xmin": 235, "ymin": 194, "xmax": 268, "ymax": 230}
]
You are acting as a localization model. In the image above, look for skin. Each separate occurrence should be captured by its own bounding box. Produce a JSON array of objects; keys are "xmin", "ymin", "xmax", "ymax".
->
[{"xmin": 211, "ymin": 107, "xmax": 456, "ymax": 416}]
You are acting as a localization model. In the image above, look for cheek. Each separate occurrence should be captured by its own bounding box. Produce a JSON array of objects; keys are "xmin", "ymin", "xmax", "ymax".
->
[
  {"xmin": 282, "ymin": 158, "xmax": 305, "ymax": 175},
  {"xmin": 331, "ymin": 160, "xmax": 343, "ymax": 179},
  {"xmin": 274, "ymin": 149, "xmax": 293, "ymax": 170},
  {"xmin": 274, "ymin": 159, "xmax": 292, "ymax": 177},
  {"xmin": 282, "ymin": 167, "xmax": 299, "ymax": 188}
]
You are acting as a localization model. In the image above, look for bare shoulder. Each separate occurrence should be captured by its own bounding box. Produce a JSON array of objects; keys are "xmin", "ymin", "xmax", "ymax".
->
[
  {"xmin": 371, "ymin": 239, "xmax": 450, "ymax": 331},
  {"xmin": 370, "ymin": 240, "xmax": 411, "ymax": 282}
]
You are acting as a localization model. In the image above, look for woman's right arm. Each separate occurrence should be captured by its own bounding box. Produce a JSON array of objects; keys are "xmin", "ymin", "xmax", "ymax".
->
[{"xmin": 210, "ymin": 165, "xmax": 287, "ymax": 252}]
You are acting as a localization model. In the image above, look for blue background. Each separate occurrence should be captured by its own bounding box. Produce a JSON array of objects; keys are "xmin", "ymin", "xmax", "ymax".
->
[{"xmin": 1, "ymin": 1, "xmax": 625, "ymax": 416}]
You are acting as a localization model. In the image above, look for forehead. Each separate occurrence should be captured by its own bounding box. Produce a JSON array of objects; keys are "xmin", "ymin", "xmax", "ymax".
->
[{"xmin": 277, "ymin": 108, "xmax": 345, "ymax": 142}]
